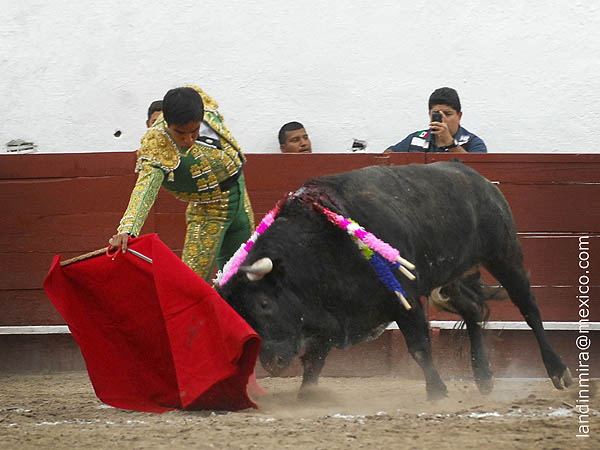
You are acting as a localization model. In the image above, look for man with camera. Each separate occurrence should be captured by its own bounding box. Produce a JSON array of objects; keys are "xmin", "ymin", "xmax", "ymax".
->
[{"xmin": 385, "ymin": 87, "xmax": 487, "ymax": 153}]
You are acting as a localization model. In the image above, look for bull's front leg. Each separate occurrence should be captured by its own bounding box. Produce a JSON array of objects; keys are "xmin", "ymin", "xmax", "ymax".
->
[
  {"xmin": 298, "ymin": 338, "xmax": 331, "ymax": 396},
  {"xmin": 396, "ymin": 307, "xmax": 447, "ymax": 400}
]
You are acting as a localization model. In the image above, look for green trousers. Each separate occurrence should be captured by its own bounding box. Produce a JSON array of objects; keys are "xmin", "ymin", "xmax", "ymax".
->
[{"xmin": 181, "ymin": 175, "xmax": 254, "ymax": 282}]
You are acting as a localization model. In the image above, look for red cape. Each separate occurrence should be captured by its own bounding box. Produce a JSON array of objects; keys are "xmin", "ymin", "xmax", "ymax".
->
[{"xmin": 43, "ymin": 234, "xmax": 261, "ymax": 413}]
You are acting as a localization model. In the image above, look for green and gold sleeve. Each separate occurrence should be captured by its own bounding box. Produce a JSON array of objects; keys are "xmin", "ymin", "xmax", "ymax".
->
[{"xmin": 117, "ymin": 163, "xmax": 165, "ymax": 236}]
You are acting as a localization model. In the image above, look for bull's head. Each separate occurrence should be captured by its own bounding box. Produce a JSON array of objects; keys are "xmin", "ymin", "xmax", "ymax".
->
[
  {"xmin": 218, "ymin": 255, "xmax": 304, "ymax": 376},
  {"xmin": 217, "ymin": 206, "xmax": 361, "ymax": 377}
]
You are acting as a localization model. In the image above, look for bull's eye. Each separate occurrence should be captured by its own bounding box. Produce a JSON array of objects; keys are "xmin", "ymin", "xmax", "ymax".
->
[{"xmin": 260, "ymin": 299, "xmax": 269, "ymax": 309}]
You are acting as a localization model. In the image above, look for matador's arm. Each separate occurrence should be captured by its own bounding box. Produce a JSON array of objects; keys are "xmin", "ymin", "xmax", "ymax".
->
[{"xmin": 117, "ymin": 162, "xmax": 164, "ymax": 236}]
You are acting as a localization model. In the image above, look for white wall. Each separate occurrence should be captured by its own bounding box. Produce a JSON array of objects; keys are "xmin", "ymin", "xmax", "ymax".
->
[{"xmin": 1, "ymin": 0, "xmax": 599, "ymax": 154}]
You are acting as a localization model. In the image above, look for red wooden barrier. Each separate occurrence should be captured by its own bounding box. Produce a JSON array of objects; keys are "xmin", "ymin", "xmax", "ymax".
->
[{"xmin": 0, "ymin": 152, "xmax": 598, "ymax": 375}]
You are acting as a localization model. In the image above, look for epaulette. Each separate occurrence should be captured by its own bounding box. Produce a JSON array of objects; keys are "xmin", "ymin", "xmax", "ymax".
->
[
  {"xmin": 185, "ymin": 85, "xmax": 219, "ymax": 111},
  {"xmin": 185, "ymin": 85, "xmax": 241, "ymax": 154},
  {"xmin": 136, "ymin": 128, "xmax": 180, "ymax": 178}
]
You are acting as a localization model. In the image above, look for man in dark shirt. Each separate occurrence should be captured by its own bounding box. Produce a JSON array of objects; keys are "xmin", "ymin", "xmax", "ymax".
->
[{"xmin": 386, "ymin": 87, "xmax": 487, "ymax": 153}]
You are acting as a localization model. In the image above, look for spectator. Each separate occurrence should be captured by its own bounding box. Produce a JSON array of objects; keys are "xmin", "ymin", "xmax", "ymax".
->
[
  {"xmin": 278, "ymin": 122, "xmax": 312, "ymax": 153},
  {"xmin": 146, "ymin": 100, "xmax": 163, "ymax": 128},
  {"xmin": 386, "ymin": 87, "xmax": 487, "ymax": 153},
  {"xmin": 109, "ymin": 86, "xmax": 254, "ymax": 282}
]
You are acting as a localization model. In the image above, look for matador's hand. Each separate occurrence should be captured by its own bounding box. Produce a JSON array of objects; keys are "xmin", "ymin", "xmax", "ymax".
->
[{"xmin": 108, "ymin": 233, "xmax": 130, "ymax": 253}]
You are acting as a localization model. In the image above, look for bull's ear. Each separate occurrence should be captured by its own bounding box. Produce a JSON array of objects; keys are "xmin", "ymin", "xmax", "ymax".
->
[{"xmin": 239, "ymin": 257, "xmax": 273, "ymax": 281}]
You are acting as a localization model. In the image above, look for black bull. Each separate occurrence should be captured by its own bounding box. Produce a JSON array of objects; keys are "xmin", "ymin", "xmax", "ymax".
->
[{"xmin": 217, "ymin": 162, "xmax": 573, "ymax": 399}]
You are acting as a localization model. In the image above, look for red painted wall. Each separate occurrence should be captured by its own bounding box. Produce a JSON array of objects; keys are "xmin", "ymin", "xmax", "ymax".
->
[
  {"xmin": 1, "ymin": 152, "xmax": 598, "ymax": 375},
  {"xmin": 2, "ymin": 152, "xmax": 598, "ymax": 325}
]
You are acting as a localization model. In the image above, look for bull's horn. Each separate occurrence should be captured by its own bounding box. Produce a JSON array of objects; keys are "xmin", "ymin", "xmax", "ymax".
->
[{"xmin": 239, "ymin": 257, "xmax": 273, "ymax": 281}]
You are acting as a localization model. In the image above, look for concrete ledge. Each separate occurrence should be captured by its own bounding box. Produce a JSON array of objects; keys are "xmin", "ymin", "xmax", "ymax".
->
[{"xmin": 2, "ymin": 321, "xmax": 598, "ymax": 335}]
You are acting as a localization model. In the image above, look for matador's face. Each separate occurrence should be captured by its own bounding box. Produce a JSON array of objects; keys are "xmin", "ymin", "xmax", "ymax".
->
[{"xmin": 167, "ymin": 121, "xmax": 201, "ymax": 150}]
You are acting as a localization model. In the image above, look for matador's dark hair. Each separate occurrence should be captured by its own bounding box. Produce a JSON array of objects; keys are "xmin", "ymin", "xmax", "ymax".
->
[{"xmin": 162, "ymin": 87, "xmax": 204, "ymax": 126}]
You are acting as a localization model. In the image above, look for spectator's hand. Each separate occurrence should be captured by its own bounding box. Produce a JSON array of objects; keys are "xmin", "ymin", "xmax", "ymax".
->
[
  {"xmin": 429, "ymin": 119, "xmax": 454, "ymax": 147},
  {"xmin": 108, "ymin": 233, "xmax": 130, "ymax": 253}
]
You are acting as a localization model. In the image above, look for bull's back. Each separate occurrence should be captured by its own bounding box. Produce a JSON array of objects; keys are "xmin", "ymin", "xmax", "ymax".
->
[
  {"xmin": 315, "ymin": 162, "xmax": 505, "ymax": 224},
  {"xmin": 309, "ymin": 162, "xmax": 514, "ymax": 288}
]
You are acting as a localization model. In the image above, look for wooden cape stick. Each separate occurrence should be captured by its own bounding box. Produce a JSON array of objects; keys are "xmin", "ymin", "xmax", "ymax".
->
[
  {"xmin": 60, "ymin": 247, "xmax": 153, "ymax": 267},
  {"xmin": 60, "ymin": 248, "xmax": 108, "ymax": 267}
]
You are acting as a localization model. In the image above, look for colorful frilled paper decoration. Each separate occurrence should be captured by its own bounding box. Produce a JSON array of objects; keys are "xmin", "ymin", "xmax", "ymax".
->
[
  {"xmin": 215, "ymin": 199, "xmax": 285, "ymax": 287},
  {"xmin": 312, "ymin": 202, "xmax": 416, "ymax": 310},
  {"xmin": 216, "ymin": 195, "xmax": 417, "ymax": 312}
]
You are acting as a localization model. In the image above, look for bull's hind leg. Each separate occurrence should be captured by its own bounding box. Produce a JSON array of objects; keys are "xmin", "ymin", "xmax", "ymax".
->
[
  {"xmin": 439, "ymin": 280, "xmax": 493, "ymax": 394},
  {"xmin": 485, "ymin": 261, "xmax": 573, "ymax": 389},
  {"xmin": 396, "ymin": 309, "xmax": 447, "ymax": 400}
]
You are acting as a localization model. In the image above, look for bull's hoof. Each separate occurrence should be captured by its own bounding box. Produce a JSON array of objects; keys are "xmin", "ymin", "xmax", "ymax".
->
[
  {"xmin": 426, "ymin": 385, "xmax": 448, "ymax": 401},
  {"xmin": 551, "ymin": 367, "xmax": 573, "ymax": 389},
  {"xmin": 475, "ymin": 377, "xmax": 494, "ymax": 395},
  {"xmin": 297, "ymin": 385, "xmax": 324, "ymax": 402}
]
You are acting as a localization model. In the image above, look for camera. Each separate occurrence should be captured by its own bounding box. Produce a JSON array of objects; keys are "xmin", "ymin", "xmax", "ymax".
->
[{"xmin": 431, "ymin": 111, "xmax": 443, "ymax": 123}]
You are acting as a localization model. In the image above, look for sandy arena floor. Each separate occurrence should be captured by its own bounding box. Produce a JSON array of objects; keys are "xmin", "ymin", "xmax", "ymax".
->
[{"xmin": 0, "ymin": 372, "xmax": 597, "ymax": 449}]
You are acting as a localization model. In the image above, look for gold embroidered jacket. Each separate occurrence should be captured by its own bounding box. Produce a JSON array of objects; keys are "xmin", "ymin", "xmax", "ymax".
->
[{"xmin": 117, "ymin": 87, "xmax": 246, "ymax": 236}]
